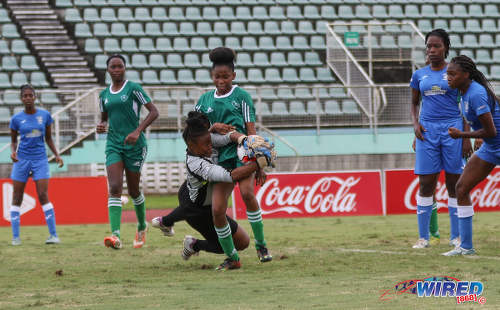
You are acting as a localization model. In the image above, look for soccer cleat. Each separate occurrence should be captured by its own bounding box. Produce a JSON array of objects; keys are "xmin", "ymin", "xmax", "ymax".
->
[
  {"xmin": 104, "ymin": 235, "xmax": 122, "ymax": 249},
  {"xmin": 181, "ymin": 235, "xmax": 199, "ymax": 260},
  {"xmin": 442, "ymin": 247, "xmax": 476, "ymax": 256},
  {"xmin": 11, "ymin": 237, "xmax": 21, "ymax": 246},
  {"xmin": 449, "ymin": 237, "xmax": 461, "ymax": 247},
  {"xmin": 133, "ymin": 223, "xmax": 148, "ymax": 248},
  {"xmin": 151, "ymin": 217, "xmax": 174, "ymax": 236},
  {"xmin": 215, "ymin": 257, "xmax": 241, "ymax": 271},
  {"xmin": 412, "ymin": 238, "xmax": 430, "ymax": 249},
  {"xmin": 429, "ymin": 235, "xmax": 440, "ymax": 246},
  {"xmin": 256, "ymin": 245, "xmax": 273, "ymax": 262},
  {"xmin": 45, "ymin": 235, "xmax": 60, "ymax": 244}
]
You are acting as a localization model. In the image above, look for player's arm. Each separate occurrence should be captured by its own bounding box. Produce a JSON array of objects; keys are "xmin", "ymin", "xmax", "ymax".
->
[
  {"xmin": 125, "ymin": 87, "xmax": 159, "ymax": 144},
  {"xmin": 242, "ymin": 93, "xmax": 257, "ymax": 135},
  {"xmin": 10, "ymin": 129, "xmax": 18, "ymax": 162},
  {"xmin": 96, "ymin": 96, "xmax": 108, "ymax": 133},
  {"xmin": 461, "ymin": 118, "xmax": 473, "ymax": 158},
  {"xmin": 45, "ymin": 124, "xmax": 64, "ymax": 167},
  {"xmin": 188, "ymin": 156, "xmax": 261, "ymax": 183},
  {"xmin": 449, "ymin": 113, "xmax": 497, "ymax": 139},
  {"xmin": 411, "ymin": 88, "xmax": 425, "ymax": 140},
  {"xmin": 210, "ymin": 131, "xmax": 246, "ymax": 148}
]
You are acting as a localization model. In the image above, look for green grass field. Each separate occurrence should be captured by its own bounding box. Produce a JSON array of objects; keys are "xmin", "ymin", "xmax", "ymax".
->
[
  {"xmin": 1, "ymin": 213, "xmax": 499, "ymax": 309},
  {"xmin": 121, "ymin": 195, "xmax": 232, "ymax": 210}
]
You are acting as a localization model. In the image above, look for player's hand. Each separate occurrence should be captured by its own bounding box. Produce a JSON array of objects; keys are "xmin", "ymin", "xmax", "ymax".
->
[
  {"xmin": 412, "ymin": 137, "xmax": 416, "ymax": 152},
  {"xmin": 55, "ymin": 156, "xmax": 64, "ymax": 168},
  {"xmin": 448, "ymin": 127, "xmax": 462, "ymax": 139},
  {"xmin": 462, "ymin": 138, "xmax": 473, "ymax": 159},
  {"xmin": 474, "ymin": 138, "xmax": 483, "ymax": 151},
  {"xmin": 255, "ymin": 169, "xmax": 267, "ymax": 186},
  {"xmin": 124, "ymin": 130, "xmax": 140, "ymax": 145},
  {"xmin": 210, "ymin": 123, "xmax": 235, "ymax": 134},
  {"xmin": 96, "ymin": 121, "xmax": 107, "ymax": 133},
  {"xmin": 10, "ymin": 152, "xmax": 18, "ymax": 162},
  {"xmin": 413, "ymin": 122, "xmax": 426, "ymax": 140}
]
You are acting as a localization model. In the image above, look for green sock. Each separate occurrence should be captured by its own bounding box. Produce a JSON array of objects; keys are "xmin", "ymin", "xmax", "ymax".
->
[
  {"xmin": 430, "ymin": 202, "xmax": 440, "ymax": 238},
  {"xmin": 247, "ymin": 209, "xmax": 266, "ymax": 248},
  {"xmin": 215, "ymin": 224, "xmax": 239, "ymax": 261},
  {"xmin": 108, "ymin": 197, "xmax": 122, "ymax": 238},
  {"xmin": 132, "ymin": 193, "xmax": 147, "ymax": 231}
]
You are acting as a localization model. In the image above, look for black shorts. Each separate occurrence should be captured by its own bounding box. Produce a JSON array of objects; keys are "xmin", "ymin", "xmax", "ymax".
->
[{"xmin": 175, "ymin": 181, "xmax": 238, "ymax": 242}]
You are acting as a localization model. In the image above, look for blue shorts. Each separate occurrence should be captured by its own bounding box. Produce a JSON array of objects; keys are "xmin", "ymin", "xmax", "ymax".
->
[
  {"xmin": 475, "ymin": 143, "xmax": 500, "ymax": 166},
  {"xmin": 11, "ymin": 157, "xmax": 50, "ymax": 182},
  {"xmin": 415, "ymin": 119, "xmax": 464, "ymax": 175}
]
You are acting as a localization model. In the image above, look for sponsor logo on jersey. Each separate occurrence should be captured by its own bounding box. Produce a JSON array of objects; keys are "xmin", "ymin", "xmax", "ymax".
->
[
  {"xmin": 442, "ymin": 73, "xmax": 447, "ymax": 80},
  {"xmin": 21, "ymin": 119, "xmax": 26, "ymax": 124},
  {"xmin": 206, "ymin": 107, "xmax": 213, "ymax": 113},
  {"xmin": 37, "ymin": 116, "xmax": 43, "ymax": 124},
  {"xmin": 424, "ymin": 85, "xmax": 447, "ymax": 96},
  {"xmin": 231, "ymin": 100, "xmax": 241, "ymax": 109},
  {"xmin": 121, "ymin": 94, "xmax": 128, "ymax": 102},
  {"xmin": 26, "ymin": 129, "xmax": 42, "ymax": 138}
]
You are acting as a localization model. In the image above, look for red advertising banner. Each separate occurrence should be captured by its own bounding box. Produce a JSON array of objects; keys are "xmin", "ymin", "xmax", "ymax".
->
[
  {"xmin": 385, "ymin": 168, "xmax": 500, "ymax": 215},
  {"xmin": 0, "ymin": 177, "xmax": 108, "ymax": 226},
  {"xmin": 232, "ymin": 171, "xmax": 384, "ymax": 219}
]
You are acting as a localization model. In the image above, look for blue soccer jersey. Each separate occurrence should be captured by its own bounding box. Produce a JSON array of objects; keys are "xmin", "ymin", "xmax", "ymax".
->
[
  {"xmin": 9, "ymin": 108, "xmax": 53, "ymax": 160},
  {"xmin": 461, "ymin": 81, "xmax": 500, "ymax": 149},
  {"xmin": 410, "ymin": 65, "xmax": 461, "ymax": 122}
]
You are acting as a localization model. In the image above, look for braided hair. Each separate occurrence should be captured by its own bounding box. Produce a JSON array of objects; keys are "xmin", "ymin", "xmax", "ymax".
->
[
  {"xmin": 425, "ymin": 29, "xmax": 450, "ymax": 58},
  {"xmin": 451, "ymin": 55, "xmax": 499, "ymax": 111},
  {"xmin": 182, "ymin": 111, "xmax": 211, "ymax": 144},
  {"xmin": 209, "ymin": 47, "xmax": 236, "ymax": 71}
]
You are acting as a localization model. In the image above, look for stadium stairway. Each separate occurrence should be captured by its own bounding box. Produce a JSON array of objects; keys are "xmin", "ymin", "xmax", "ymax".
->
[{"xmin": 5, "ymin": 0, "xmax": 98, "ymax": 92}]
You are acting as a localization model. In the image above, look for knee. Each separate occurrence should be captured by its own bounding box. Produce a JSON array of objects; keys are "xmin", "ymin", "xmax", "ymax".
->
[
  {"xmin": 212, "ymin": 205, "xmax": 227, "ymax": 219},
  {"xmin": 12, "ymin": 192, "xmax": 23, "ymax": 206},
  {"xmin": 127, "ymin": 189, "xmax": 140, "ymax": 199},
  {"xmin": 419, "ymin": 183, "xmax": 434, "ymax": 196},
  {"xmin": 37, "ymin": 192, "xmax": 49, "ymax": 205},
  {"xmin": 455, "ymin": 180, "xmax": 468, "ymax": 198},
  {"xmin": 108, "ymin": 183, "xmax": 122, "ymax": 197},
  {"xmin": 240, "ymin": 188, "xmax": 255, "ymax": 203},
  {"xmin": 235, "ymin": 235, "xmax": 250, "ymax": 251}
]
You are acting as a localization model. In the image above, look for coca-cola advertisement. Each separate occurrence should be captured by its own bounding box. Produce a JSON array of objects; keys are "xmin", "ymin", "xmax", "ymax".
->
[
  {"xmin": 232, "ymin": 171, "xmax": 384, "ymax": 219},
  {"xmin": 385, "ymin": 168, "xmax": 500, "ymax": 215}
]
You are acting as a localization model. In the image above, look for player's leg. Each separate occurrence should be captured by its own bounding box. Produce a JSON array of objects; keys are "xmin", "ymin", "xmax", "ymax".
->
[
  {"xmin": 33, "ymin": 158, "xmax": 59, "ymax": 244},
  {"xmin": 429, "ymin": 200, "xmax": 440, "ymax": 245},
  {"xmin": 152, "ymin": 180, "xmax": 192, "ymax": 236},
  {"xmin": 104, "ymin": 161, "xmax": 124, "ymax": 249},
  {"xmin": 238, "ymin": 173, "xmax": 272, "ymax": 262},
  {"xmin": 10, "ymin": 159, "xmax": 30, "ymax": 245},
  {"xmin": 444, "ymin": 173, "xmax": 461, "ymax": 246},
  {"xmin": 212, "ymin": 181, "xmax": 240, "ymax": 269}
]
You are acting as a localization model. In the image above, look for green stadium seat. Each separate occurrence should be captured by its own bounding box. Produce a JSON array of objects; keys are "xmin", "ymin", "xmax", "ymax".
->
[
  {"xmin": 145, "ymin": 22, "xmax": 162, "ymax": 36},
  {"xmin": 75, "ymin": 23, "xmax": 93, "ymax": 37},
  {"xmin": 242, "ymin": 37, "xmax": 259, "ymax": 51},
  {"xmin": 269, "ymin": 6, "xmax": 286, "ymax": 20},
  {"xmin": 2, "ymin": 56, "xmax": 18, "ymax": 71},
  {"xmin": 152, "ymin": 7, "xmax": 168, "ymax": 21},
  {"xmin": 295, "ymin": 87, "xmax": 313, "ymax": 100},
  {"xmin": 20, "ymin": 56, "xmax": 39, "ymax": 71},
  {"xmin": 182, "ymin": 103, "xmax": 194, "ymax": 116},
  {"xmin": 330, "ymin": 87, "xmax": 348, "ymax": 99},
  {"xmin": 110, "ymin": 23, "xmax": 128, "ymax": 37},
  {"xmin": 477, "ymin": 65, "xmax": 489, "ymax": 79},
  {"xmin": 286, "ymin": 6, "xmax": 302, "ymax": 19},
  {"xmin": 12, "ymin": 72, "xmax": 28, "ymax": 88},
  {"xmin": 0, "ymin": 40, "xmax": 9, "ymax": 54},
  {"xmin": 450, "ymin": 19, "xmax": 465, "ymax": 33},
  {"xmin": 0, "ymin": 73, "xmax": 11, "ymax": 88},
  {"xmin": 260, "ymin": 88, "xmax": 277, "ymax": 100},
  {"xmin": 306, "ymin": 100, "xmax": 323, "ymax": 115},
  {"xmin": 129, "ymin": 22, "xmax": 145, "ymax": 37},
  {"xmin": 482, "ymin": 19, "xmax": 497, "ymax": 33},
  {"xmin": 202, "ymin": 7, "xmax": 218, "ymax": 21},
  {"xmin": 247, "ymin": 68, "xmax": 264, "ymax": 83},
  {"xmin": 417, "ymin": 20, "xmax": 432, "ymax": 34},
  {"xmin": 314, "ymin": 20, "xmax": 327, "ymax": 35},
  {"xmin": 324, "ymin": 100, "xmax": 342, "ymax": 115},
  {"xmin": 197, "ymin": 21, "xmax": 213, "ymax": 36},
  {"xmin": 252, "ymin": 6, "xmax": 268, "ymax": 20},
  {"xmin": 160, "ymin": 69, "xmax": 177, "ymax": 84},
  {"xmin": 298, "ymin": 21, "xmax": 316, "ymax": 35},
  {"xmin": 257, "ymin": 102, "xmax": 271, "ymax": 116},
  {"xmin": 51, "ymin": 106, "xmax": 70, "ymax": 121},
  {"xmin": 264, "ymin": 21, "xmax": 280, "ymax": 35},
  {"xmin": 355, "ymin": 5, "xmax": 371, "ymax": 19},
  {"xmin": 492, "ymin": 50, "xmax": 500, "ymax": 64},
  {"xmin": 271, "ymin": 101, "xmax": 288, "ymax": 116},
  {"xmin": 104, "ymin": 38, "xmax": 121, "ymax": 53},
  {"xmin": 342, "ymin": 100, "xmax": 360, "ymax": 114},
  {"xmin": 381, "ymin": 35, "xmax": 398, "ymax": 48},
  {"xmin": 134, "ymin": 8, "xmax": 151, "ymax": 22},
  {"xmin": 122, "ymin": 38, "xmax": 139, "ymax": 53},
  {"xmin": 224, "ymin": 37, "xmax": 241, "ymax": 51},
  {"xmin": 364, "ymin": 35, "xmax": 379, "ymax": 48},
  {"xmin": 420, "ymin": 5, "xmax": 436, "ymax": 17},
  {"xmin": 207, "ymin": 37, "xmax": 223, "ymax": 51},
  {"xmin": 280, "ymin": 21, "xmax": 297, "ymax": 36},
  {"xmin": 178, "ymin": 69, "xmax": 195, "ymax": 84},
  {"xmin": 4, "ymin": 91, "xmax": 20, "ymax": 104},
  {"xmin": 287, "ymin": 52, "xmax": 304, "ymax": 67},
  {"xmin": 11, "ymin": 40, "xmax": 29, "ymax": 54},
  {"xmin": 433, "ymin": 20, "xmax": 448, "ymax": 31},
  {"xmin": 276, "ymin": 36, "xmax": 293, "ymax": 51},
  {"xmin": 31, "ymin": 72, "xmax": 49, "ymax": 87},
  {"xmin": 253, "ymin": 52, "xmax": 270, "ymax": 67},
  {"xmin": 91, "ymin": 0, "xmax": 107, "ymax": 6},
  {"xmin": 190, "ymin": 37, "xmax": 206, "ymax": 52},
  {"xmin": 316, "ymin": 68, "xmax": 335, "ymax": 83},
  {"xmin": 172, "ymin": 37, "xmax": 189, "ymax": 52},
  {"xmin": 149, "ymin": 53, "xmax": 166, "ymax": 68},
  {"xmin": 459, "ymin": 49, "xmax": 474, "ymax": 60},
  {"xmin": 275, "ymin": 86, "xmax": 293, "ymax": 100},
  {"xmin": 101, "ymin": 8, "xmax": 117, "ymax": 22},
  {"xmin": 40, "ymin": 92, "xmax": 60, "ymax": 105},
  {"xmin": 270, "ymin": 52, "xmax": 287, "ymax": 67},
  {"xmin": 299, "ymin": 68, "xmax": 316, "ymax": 83},
  {"xmin": 93, "ymin": 23, "xmax": 110, "ymax": 37},
  {"xmin": 126, "ymin": 70, "xmax": 142, "ymax": 83},
  {"xmin": 258, "ymin": 36, "xmax": 276, "ymax": 51},
  {"xmin": 186, "ymin": 7, "xmax": 202, "ymax": 21},
  {"xmin": 124, "ymin": 0, "xmax": 141, "ymax": 6},
  {"xmin": 0, "ymin": 107, "xmax": 10, "ymax": 120},
  {"xmin": 248, "ymin": 21, "xmax": 264, "ymax": 36},
  {"xmin": 95, "ymin": 54, "xmax": 107, "ymax": 69},
  {"xmin": 397, "ymin": 35, "xmax": 412, "ymax": 48},
  {"xmin": 179, "ymin": 22, "xmax": 196, "ymax": 36},
  {"xmin": 167, "ymin": 53, "xmax": 183, "ymax": 68},
  {"xmin": 237, "ymin": 52, "xmax": 252, "ymax": 67},
  {"xmin": 234, "ymin": 68, "xmax": 247, "ymax": 83},
  {"xmin": 184, "ymin": 53, "xmax": 201, "ymax": 68},
  {"xmin": 282, "ymin": 68, "xmax": 299, "ymax": 83},
  {"xmin": 83, "ymin": 8, "xmax": 100, "ymax": 22},
  {"xmin": 292, "ymin": 36, "xmax": 309, "ymax": 50},
  {"xmin": 2, "ymin": 24, "xmax": 20, "ymax": 38},
  {"xmin": 304, "ymin": 52, "xmax": 322, "ymax": 66},
  {"xmin": 289, "ymin": 100, "xmax": 306, "ymax": 115},
  {"xmin": 338, "ymin": 5, "xmax": 354, "ymax": 19},
  {"xmin": 350, "ymin": 22, "xmax": 366, "ymax": 35},
  {"xmin": 449, "ymin": 34, "xmax": 462, "ymax": 48},
  {"xmin": 230, "ymin": 21, "xmax": 247, "ymax": 36},
  {"xmin": 303, "ymin": 5, "xmax": 320, "ymax": 19},
  {"xmin": 153, "ymin": 90, "xmax": 170, "ymax": 102},
  {"xmin": 56, "ymin": 0, "xmax": 73, "ymax": 7},
  {"xmin": 162, "ymin": 22, "xmax": 179, "ymax": 36},
  {"xmin": 65, "ymin": 8, "xmax": 83, "ymax": 23},
  {"xmin": 471, "ymin": 4, "xmax": 486, "ymax": 18},
  {"xmin": 404, "ymin": 4, "xmax": 420, "ymax": 18},
  {"xmin": 463, "ymin": 34, "xmax": 478, "ymax": 48},
  {"xmin": 131, "ymin": 54, "xmax": 149, "ymax": 69},
  {"xmin": 142, "ymin": 70, "xmax": 159, "ymax": 84},
  {"xmin": 75, "ymin": 0, "xmax": 91, "ymax": 6},
  {"xmin": 316, "ymin": 87, "xmax": 329, "ymax": 99},
  {"xmin": 117, "ymin": 8, "xmax": 134, "ymax": 22},
  {"xmin": 195, "ymin": 69, "xmax": 211, "ymax": 84},
  {"xmin": 85, "ymin": 38, "xmax": 102, "ymax": 53},
  {"xmin": 310, "ymin": 36, "xmax": 325, "ymax": 50},
  {"xmin": 108, "ymin": 0, "xmax": 124, "ymax": 5},
  {"xmin": 452, "ymin": 4, "xmax": 468, "ymax": 18},
  {"xmin": 436, "ymin": 5, "xmax": 452, "ymax": 19},
  {"xmin": 332, "ymin": 20, "xmax": 348, "ymax": 33},
  {"xmin": 479, "ymin": 34, "xmax": 495, "ymax": 48},
  {"xmin": 496, "ymin": 34, "xmax": 500, "ymax": 47},
  {"xmin": 371, "ymin": 5, "xmax": 387, "ymax": 19},
  {"xmin": 236, "ymin": 7, "xmax": 252, "ymax": 20},
  {"xmin": 475, "ymin": 50, "xmax": 492, "ymax": 64}
]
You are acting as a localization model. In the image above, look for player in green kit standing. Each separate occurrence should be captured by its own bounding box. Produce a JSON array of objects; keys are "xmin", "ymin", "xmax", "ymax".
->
[
  {"xmin": 195, "ymin": 47, "xmax": 272, "ymax": 270},
  {"xmin": 97, "ymin": 54, "xmax": 159, "ymax": 249}
]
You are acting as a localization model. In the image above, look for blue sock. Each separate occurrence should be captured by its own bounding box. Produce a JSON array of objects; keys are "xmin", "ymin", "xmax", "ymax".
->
[
  {"xmin": 10, "ymin": 206, "xmax": 20, "ymax": 239},
  {"xmin": 417, "ymin": 205, "xmax": 433, "ymax": 240},
  {"xmin": 448, "ymin": 207, "xmax": 459, "ymax": 240},
  {"xmin": 42, "ymin": 203, "xmax": 57, "ymax": 237},
  {"xmin": 459, "ymin": 216, "xmax": 473, "ymax": 250}
]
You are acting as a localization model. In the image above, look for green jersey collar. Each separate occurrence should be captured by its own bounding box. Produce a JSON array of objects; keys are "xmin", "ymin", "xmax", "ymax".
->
[
  {"xmin": 109, "ymin": 80, "xmax": 129, "ymax": 95},
  {"xmin": 214, "ymin": 85, "xmax": 238, "ymax": 99}
]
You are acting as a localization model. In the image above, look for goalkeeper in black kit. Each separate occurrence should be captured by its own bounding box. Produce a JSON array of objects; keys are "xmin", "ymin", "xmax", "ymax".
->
[{"xmin": 152, "ymin": 111, "xmax": 276, "ymax": 271}]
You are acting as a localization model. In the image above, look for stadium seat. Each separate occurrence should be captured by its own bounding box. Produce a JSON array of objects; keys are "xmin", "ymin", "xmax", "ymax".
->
[
  {"xmin": 178, "ymin": 22, "xmax": 195, "ymax": 37},
  {"xmin": 259, "ymin": 88, "xmax": 277, "ymax": 100},
  {"xmin": 152, "ymin": 7, "xmax": 168, "ymax": 21},
  {"xmin": 304, "ymin": 52, "xmax": 322, "ymax": 66},
  {"xmin": 2, "ymin": 24, "xmax": 20, "ymax": 38},
  {"xmin": 404, "ymin": 5, "xmax": 420, "ymax": 18},
  {"xmin": 258, "ymin": 36, "xmax": 276, "ymax": 51},
  {"xmin": 65, "ymin": 8, "xmax": 83, "ymax": 23},
  {"xmin": 256, "ymin": 102, "xmax": 271, "ymax": 116},
  {"xmin": 117, "ymin": 8, "xmax": 134, "ymax": 22},
  {"xmin": 462, "ymin": 34, "xmax": 478, "ymax": 49},
  {"xmin": 83, "ymin": 8, "xmax": 100, "ymax": 22},
  {"xmin": 482, "ymin": 19, "xmax": 497, "ymax": 33},
  {"xmin": 190, "ymin": 37, "xmax": 207, "ymax": 52},
  {"xmin": 211, "ymin": 22, "xmax": 229, "ymax": 36},
  {"xmin": 162, "ymin": 22, "xmax": 179, "ymax": 36},
  {"xmin": 277, "ymin": 86, "xmax": 294, "ymax": 100},
  {"xmin": 270, "ymin": 52, "xmax": 287, "ymax": 67},
  {"xmin": 95, "ymin": 54, "xmax": 107, "ymax": 69},
  {"xmin": 242, "ymin": 37, "xmax": 259, "ymax": 51},
  {"xmin": 93, "ymin": 23, "xmax": 110, "ymax": 37},
  {"xmin": 0, "ymin": 107, "xmax": 10, "ymax": 121},
  {"xmin": 55, "ymin": 0, "xmax": 72, "ymax": 7},
  {"xmin": 74, "ymin": 0, "xmax": 91, "ymax": 6},
  {"xmin": 355, "ymin": 5, "xmax": 371, "ymax": 19},
  {"xmin": 168, "ymin": 7, "xmax": 185, "ymax": 21},
  {"xmin": 299, "ymin": 68, "xmax": 316, "ymax": 83},
  {"xmin": 197, "ymin": 21, "xmax": 214, "ymax": 36},
  {"xmin": 282, "ymin": 68, "xmax": 299, "ymax": 83},
  {"xmin": 234, "ymin": 68, "xmax": 247, "ymax": 83},
  {"xmin": 484, "ymin": 4, "xmax": 499, "ymax": 18},
  {"xmin": 248, "ymin": 21, "xmax": 264, "ymax": 36},
  {"xmin": 289, "ymin": 101, "xmax": 307, "ymax": 115},
  {"xmin": 2, "ymin": 56, "xmax": 18, "ymax": 71},
  {"xmin": 160, "ymin": 69, "xmax": 177, "ymax": 84},
  {"xmin": 225, "ymin": 37, "xmax": 241, "ymax": 51},
  {"xmin": 253, "ymin": 6, "xmax": 269, "ymax": 20},
  {"xmin": 247, "ymin": 68, "xmax": 264, "ymax": 84},
  {"xmin": 107, "ymin": 0, "xmax": 124, "ymax": 5},
  {"xmin": 276, "ymin": 36, "xmax": 293, "ymax": 51},
  {"xmin": 417, "ymin": 20, "xmax": 432, "ymax": 34},
  {"xmin": 75, "ymin": 23, "xmax": 93, "ymax": 37},
  {"xmin": 230, "ymin": 21, "xmax": 247, "ymax": 36},
  {"xmin": 294, "ymin": 87, "xmax": 314, "ymax": 99},
  {"xmin": 280, "ymin": 21, "xmax": 298, "ymax": 36},
  {"xmin": 397, "ymin": 35, "xmax": 412, "ymax": 48},
  {"xmin": 475, "ymin": 50, "xmax": 492, "ymax": 64},
  {"xmin": 131, "ymin": 54, "xmax": 149, "ymax": 69},
  {"xmin": 11, "ymin": 40, "xmax": 29, "ymax": 54},
  {"xmin": 20, "ymin": 56, "xmax": 39, "ymax": 71},
  {"xmin": 125, "ymin": 0, "xmax": 141, "ymax": 6},
  {"xmin": 253, "ymin": 52, "xmax": 270, "ymax": 67},
  {"xmin": 178, "ymin": 69, "xmax": 195, "ymax": 84},
  {"xmin": 420, "ymin": 5, "xmax": 436, "ymax": 17},
  {"xmin": 11, "ymin": 72, "xmax": 27, "ymax": 88},
  {"xmin": 184, "ymin": 53, "xmax": 201, "ymax": 68},
  {"xmin": 0, "ymin": 73, "xmax": 11, "ymax": 88},
  {"xmin": 110, "ymin": 23, "xmax": 127, "ymax": 37},
  {"xmin": 236, "ymin": 7, "xmax": 252, "ymax": 21},
  {"xmin": 173, "ymin": 38, "xmax": 191, "ymax": 52},
  {"xmin": 264, "ymin": 21, "xmax": 280, "ymax": 35},
  {"xmin": 311, "ymin": 36, "xmax": 325, "ymax": 50},
  {"xmin": 142, "ymin": 70, "xmax": 160, "ymax": 84},
  {"xmin": 122, "ymin": 38, "xmax": 139, "ymax": 53},
  {"xmin": 186, "ymin": 7, "xmax": 202, "ymax": 21},
  {"xmin": 298, "ymin": 21, "xmax": 316, "ymax": 35},
  {"xmin": 126, "ymin": 70, "xmax": 142, "ymax": 83},
  {"xmin": 237, "ymin": 52, "xmax": 252, "ymax": 67},
  {"xmin": 220, "ymin": 7, "xmax": 236, "ymax": 20},
  {"xmin": 85, "ymin": 38, "xmax": 102, "ymax": 53},
  {"xmin": 40, "ymin": 92, "xmax": 60, "ymax": 105},
  {"xmin": 264, "ymin": 68, "xmax": 282, "ymax": 83},
  {"xmin": 437, "ymin": 5, "xmax": 452, "ymax": 19},
  {"xmin": 129, "ymin": 22, "xmax": 146, "ymax": 37},
  {"xmin": 306, "ymin": 100, "xmax": 323, "ymax": 115},
  {"xmin": 271, "ymin": 101, "xmax": 288, "ymax": 115},
  {"xmin": 479, "ymin": 34, "xmax": 495, "ymax": 48},
  {"xmin": 449, "ymin": 35, "xmax": 463, "ymax": 49},
  {"xmin": 167, "ymin": 53, "xmax": 183, "ymax": 68},
  {"xmin": 51, "ymin": 106, "xmax": 70, "ymax": 121},
  {"xmin": 145, "ymin": 22, "xmax": 162, "ymax": 36},
  {"xmin": 269, "ymin": 6, "xmax": 286, "ymax": 20},
  {"xmin": 202, "ymin": 7, "xmax": 218, "ymax": 21},
  {"xmin": 194, "ymin": 69, "xmax": 211, "ymax": 84},
  {"xmin": 433, "ymin": 20, "xmax": 448, "ymax": 31},
  {"xmin": 286, "ymin": 6, "xmax": 303, "ymax": 19},
  {"xmin": 101, "ymin": 8, "xmax": 117, "ymax": 22},
  {"xmin": 329, "ymin": 88, "xmax": 348, "ymax": 100},
  {"xmin": 4, "ymin": 91, "xmax": 20, "ymax": 104},
  {"xmin": 288, "ymin": 52, "xmax": 304, "ymax": 67},
  {"xmin": 149, "ymin": 53, "xmax": 166, "ymax": 68},
  {"xmin": 452, "ymin": 4, "xmax": 468, "ymax": 18},
  {"xmin": 316, "ymin": 68, "xmax": 335, "ymax": 82},
  {"xmin": 0, "ymin": 40, "xmax": 9, "ymax": 54},
  {"xmin": 207, "ymin": 37, "xmax": 223, "ymax": 51},
  {"xmin": 342, "ymin": 100, "xmax": 360, "ymax": 114},
  {"xmin": 450, "ymin": 19, "xmax": 465, "ymax": 33},
  {"xmin": 324, "ymin": 100, "xmax": 342, "ymax": 115},
  {"xmin": 381, "ymin": 35, "xmax": 398, "ymax": 48},
  {"xmin": 104, "ymin": 38, "xmax": 121, "ymax": 53}
]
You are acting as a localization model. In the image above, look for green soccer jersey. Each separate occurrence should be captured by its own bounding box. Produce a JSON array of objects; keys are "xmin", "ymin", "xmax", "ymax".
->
[
  {"xmin": 195, "ymin": 85, "xmax": 256, "ymax": 164},
  {"xmin": 99, "ymin": 80, "xmax": 151, "ymax": 150}
]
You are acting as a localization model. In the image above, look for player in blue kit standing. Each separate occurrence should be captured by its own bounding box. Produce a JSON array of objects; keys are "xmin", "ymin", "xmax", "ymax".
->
[
  {"xmin": 443, "ymin": 55, "xmax": 500, "ymax": 256},
  {"xmin": 410, "ymin": 29, "xmax": 472, "ymax": 249},
  {"xmin": 9, "ymin": 84, "xmax": 64, "ymax": 245}
]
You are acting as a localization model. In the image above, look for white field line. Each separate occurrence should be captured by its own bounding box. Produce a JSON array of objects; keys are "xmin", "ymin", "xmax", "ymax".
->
[{"xmin": 335, "ymin": 248, "xmax": 500, "ymax": 261}]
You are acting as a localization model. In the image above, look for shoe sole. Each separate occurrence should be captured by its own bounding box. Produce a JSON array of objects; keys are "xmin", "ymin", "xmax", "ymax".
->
[
  {"xmin": 259, "ymin": 256, "xmax": 273, "ymax": 263},
  {"xmin": 104, "ymin": 238, "xmax": 121, "ymax": 249}
]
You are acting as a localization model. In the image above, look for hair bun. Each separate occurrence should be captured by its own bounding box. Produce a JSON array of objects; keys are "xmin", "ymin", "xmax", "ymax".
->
[{"xmin": 209, "ymin": 47, "xmax": 236, "ymax": 64}]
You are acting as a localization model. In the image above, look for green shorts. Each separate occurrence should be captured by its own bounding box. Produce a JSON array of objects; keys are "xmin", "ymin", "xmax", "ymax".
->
[
  {"xmin": 105, "ymin": 144, "xmax": 147, "ymax": 172},
  {"xmin": 218, "ymin": 157, "xmax": 244, "ymax": 170}
]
